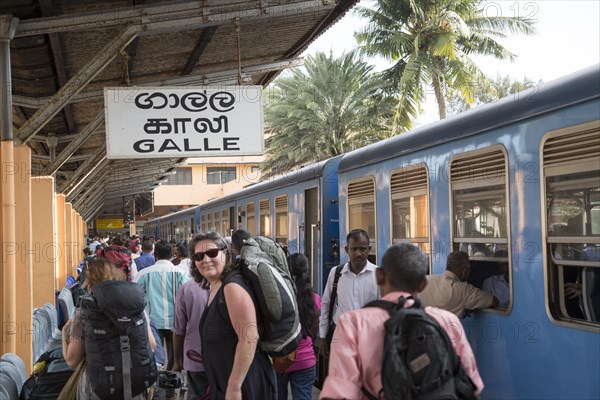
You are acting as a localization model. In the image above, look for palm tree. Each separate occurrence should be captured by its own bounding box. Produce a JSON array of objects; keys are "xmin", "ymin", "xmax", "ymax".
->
[
  {"xmin": 262, "ymin": 51, "xmax": 398, "ymax": 177},
  {"xmin": 446, "ymin": 74, "xmax": 540, "ymax": 115},
  {"xmin": 356, "ymin": 0, "xmax": 536, "ymax": 126}
]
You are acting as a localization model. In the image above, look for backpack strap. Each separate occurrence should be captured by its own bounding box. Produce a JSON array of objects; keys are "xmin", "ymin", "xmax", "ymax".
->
[
  {"xmin": 326, "ymin": 265, "xmax": 344, "ymax": 328},
  {"xmin": 363, "ymin": 296, "xmax": 413, "ymax": 312},
  {"xmin": 360, "ymin": 296, "xmax": 413, "ymax": 400},
  {"xmin": 120, "ymin": 333, "xmax": 133, "ymax": 399}
]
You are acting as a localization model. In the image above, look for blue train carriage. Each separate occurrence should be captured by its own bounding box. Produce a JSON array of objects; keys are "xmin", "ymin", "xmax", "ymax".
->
[
  {"xmin": 142, "ymin": 205, "xmax": 200, "ymax": 243},
  {"xmin": 336, "ymin": 65, "xmax": 600, "ymax": 399},
  {"xmin": 198, "ymin": 156, "xmax": 341, "ymax": 294},
  {"xmin": 142, "ymin": 215, "xmax": 161, "ymax": 239},
  {"xmin": 167, "ymin": 205, "xmax": 200, "ymax": 243}
]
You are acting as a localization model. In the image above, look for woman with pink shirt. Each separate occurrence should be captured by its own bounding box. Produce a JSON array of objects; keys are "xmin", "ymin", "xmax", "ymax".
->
[{"xmin": 277, "ymin": 253, "xmax": 322, "ymax": 400}]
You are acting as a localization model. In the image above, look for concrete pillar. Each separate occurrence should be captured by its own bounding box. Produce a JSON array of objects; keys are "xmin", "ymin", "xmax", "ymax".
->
[
  {"xmin": 71, "ymin": 208, "xmax": 78, "ymax": 275},
  {"xmin": 64, "ymin": 202, "xmax": 73, "ymax": 277},
  {"xmin": 31, "ymin": 177, "xmax": 57, "ymax": 308},
  {"xmin": 55, "ymin": 195, "xmax": 66, "ymax": 288},
  {"xmin": 13, "ymin": 144, "xmax": 33, "ymax": 372},
  {"xmin": 0, "ymin": 14, "xmax": 19, "ymax": 354}
]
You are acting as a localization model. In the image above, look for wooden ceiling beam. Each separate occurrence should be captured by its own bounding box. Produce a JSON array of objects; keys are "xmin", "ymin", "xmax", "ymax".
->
[
  {"xmin": 182, "ymin": 26, "xmax": 218, "ymax": 75},
  {"xmin": 15, "ymin": 1, "xmax": 334, "ymax": 37},
  {"xmin": 39, "ymin": 0, "xmax": 77, "ymax": 135}
]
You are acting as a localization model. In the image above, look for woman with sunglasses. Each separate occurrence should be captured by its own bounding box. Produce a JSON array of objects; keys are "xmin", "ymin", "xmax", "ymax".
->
[{"xmin": 193, "ymin": 232, "xmax": 276, "ymax": 400}]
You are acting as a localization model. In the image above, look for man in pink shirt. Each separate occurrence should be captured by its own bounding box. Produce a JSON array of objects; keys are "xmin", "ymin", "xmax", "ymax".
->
[{"xmin": 321, "ymin": 244, "xmax": 484, "ymax": 400}]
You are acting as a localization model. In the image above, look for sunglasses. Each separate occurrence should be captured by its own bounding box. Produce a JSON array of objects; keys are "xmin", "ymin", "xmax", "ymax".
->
[{"xmin": 192, "ymin": 247, "xmax": 225, "ymax": 261}]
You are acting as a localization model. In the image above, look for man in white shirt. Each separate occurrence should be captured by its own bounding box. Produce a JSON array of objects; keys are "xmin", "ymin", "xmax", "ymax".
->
[{"xmin": 318, "ymin": 229, "xmax": 379, "ymax": 357}]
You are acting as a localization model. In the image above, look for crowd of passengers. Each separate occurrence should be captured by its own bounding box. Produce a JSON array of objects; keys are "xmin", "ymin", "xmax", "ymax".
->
[{"xmin": 63, "ymin": 229, "xmax": 506, "ymax": 400}]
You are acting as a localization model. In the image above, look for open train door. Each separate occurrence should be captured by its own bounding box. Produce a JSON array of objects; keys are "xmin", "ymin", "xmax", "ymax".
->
[
  {"xmin": 228, "ymin": 206, "xmax": 235, "ymax": 236},
  {"xmin": 304, "ymin": 188, "xmax": 319, "ymax": 289}
]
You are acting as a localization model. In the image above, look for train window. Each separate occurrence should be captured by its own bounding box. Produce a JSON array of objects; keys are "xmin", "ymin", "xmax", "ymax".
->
[
  {"xmin": 390, "ymin": 164, "xmax": 430, "ymax": 256},
  {"xmin": 275, "ymin": 195, "xmax": 288, "ymax": 246},
  {"xmin": 200, "ymin": 214, "xmax": 206, "ymax": 233},
  {"xmin": 214, "ymin": 211, "xmax": 221, "ymax": 234},
  {"xmin": 247, "ymin": 203, "xmax": 256, "ymax": 235},
  {"xmin": 348, "ymin": 178, "xmax": 377, "ymax": 263},
  {"xmin": 260, "ymin": 199, "xmax": 271, "ymax": 237},
  {"xmin": 450, "ymin": 147, "xmax": 511, "ymax": 310},
  {"xmin": 222, "ymin": 209, "xmax": 229, "ymax": 237},
  {"xmin": 543, "ymin": 123, "xmax": 600, "ymax": 328}
]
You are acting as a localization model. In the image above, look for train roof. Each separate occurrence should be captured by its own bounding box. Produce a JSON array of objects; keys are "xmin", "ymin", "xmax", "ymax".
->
[
  {"xmin": 146, "ymin": 204, "xmax": 200, "ymax": 223},
  {"xmin": 339, "ymin": 64, "xmax": 600, "ymax": 172},
  {"xmin": 201, "ymin": 155, "xmax": 342, "ymax": 209}
]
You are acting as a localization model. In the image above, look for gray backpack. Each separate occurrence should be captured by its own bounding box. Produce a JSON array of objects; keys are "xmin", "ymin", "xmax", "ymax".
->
[{"xmin": 239, "ymin": 236, "xmax": 302, "ymax": 357}]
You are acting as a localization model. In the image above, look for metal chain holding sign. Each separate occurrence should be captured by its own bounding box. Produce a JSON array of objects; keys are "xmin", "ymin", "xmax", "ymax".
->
[
  {"xmin": 234, "ymin": 18, "xmax": 242, "ymax": 85},
  {"xmin": 120, "ymin": 48, "xmax": 131, "ymax": 86}
]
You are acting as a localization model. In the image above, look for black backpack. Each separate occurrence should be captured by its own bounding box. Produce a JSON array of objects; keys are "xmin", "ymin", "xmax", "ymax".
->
[
  {"xmin": 80, "ymin": 280, "xmax": 157, "ymax": 399},
  {"xmin": 20, "ymin": 347, "xmax": 73, "ymax": 400},
  {"xmin": 362, "ymin": 297, "xmax": 477, "ymax": 400}
]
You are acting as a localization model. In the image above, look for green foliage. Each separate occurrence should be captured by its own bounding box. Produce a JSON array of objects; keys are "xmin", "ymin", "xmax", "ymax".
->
[
  {"xmin": 262, "ymin": 51, "xmax": 400, "ymax": 178},
  {"xmin": 446, "ymin": 74, "xmax": 542, "ymax": 115},
  {"xmin": 356, "ymin": 0, "xmax": 537, "ymax": 123}
]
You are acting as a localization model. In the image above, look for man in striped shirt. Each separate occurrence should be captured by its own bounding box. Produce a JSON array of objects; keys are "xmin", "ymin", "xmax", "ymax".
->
[{"xmin": 134, "ymin": 241, "xmax": 188, "ymax": 370}]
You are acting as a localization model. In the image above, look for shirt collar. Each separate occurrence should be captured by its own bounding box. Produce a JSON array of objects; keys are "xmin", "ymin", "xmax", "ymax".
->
[
  {"xmin": 342, "ymin": 260, "xmax": 377, "ymax": 275},
  {"xmin": 443, "ymin": 270, "xmax": 461, "ymax": 281},
  {"xmin": 381, "ymin": 291, "xmax": 414, "ymax": 302}
]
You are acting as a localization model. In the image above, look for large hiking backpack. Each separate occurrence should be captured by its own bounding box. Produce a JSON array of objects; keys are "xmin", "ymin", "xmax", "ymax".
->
[
  {"xmin": 20, "ymin": 347, "xmax": 73, "ymax": 400},
  {"xmin": 80, "ymin": 280, "xmax": 157, "ymax": 399},
  {"xmin": 239, "ymin": 236, "xmax": 302, "ymax": 357},
  {"xmin": 362, "ymin": 297, "xmax": 477, "ymax": 400}
]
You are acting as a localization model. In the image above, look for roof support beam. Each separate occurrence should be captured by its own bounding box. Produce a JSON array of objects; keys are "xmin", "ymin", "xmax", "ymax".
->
[
  {"xmin": 59, "ymin": 144, "xmax": 106, "ymax": 193},
  {"xmin": 15, "ymin": 1, "xmax": 335, "ymax": 37},
  {"xmin": 39, "ymin": 0, "xmax": 77, "ymax": 135},
  {"xmin": 32, "ymin": 153, "xmax": 91, "ymax": 163},
  {"xmin": 43, "ymin": 111, "xmax": 104, "ymax": 175},
  {"xmin": 12, "ymin": 58, "xmax": 303, "ymax": 107},
  {"xmin": 16, "ymin": 24, "xmax": 141, "ymax": 144},
  {"xmin": 71, "ymin": 170, "xmax": 111, "ymax": 209},
  {"xmin": 83, "ymin": 198, "xmax": 106, "ymax": 222},
  {"xmin": 182, "ymin": 26, "xmax": 218, "ymax": 75},
  {"xmin": 64, "ymin": 156, "xmax": 110, "ymax": 199}
]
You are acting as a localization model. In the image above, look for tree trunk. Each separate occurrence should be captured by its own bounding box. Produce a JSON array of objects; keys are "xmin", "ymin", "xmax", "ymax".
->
[{"xmin": 432, "ymin": 74, "xmax": 446, "ymax": 119}]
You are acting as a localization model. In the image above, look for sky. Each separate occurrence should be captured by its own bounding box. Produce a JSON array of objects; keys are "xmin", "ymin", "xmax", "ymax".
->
[{"xmin": 302, "ymin": 0, "xmax": 600, "ymax": 123}]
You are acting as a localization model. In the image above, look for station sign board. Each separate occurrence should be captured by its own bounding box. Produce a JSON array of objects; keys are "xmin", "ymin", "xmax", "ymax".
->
[
  {"xmin": 96, "ymin": 217, "xmax": 125, "ymax": 229},
  {"xmin": 104, "ymin": 86, "xmax": 264, "ymax": 159}
]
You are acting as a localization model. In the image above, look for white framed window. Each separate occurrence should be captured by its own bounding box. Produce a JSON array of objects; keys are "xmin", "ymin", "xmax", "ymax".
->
[
  {"xmin": 165, "ymin": 168, "xmax": 192, "ymax": 185},
  {"xmin": 543, "ymin": 121, "xmax": 600, "ymax": 328},
  {"xmin": 207, "ymin": 166, "xmax": 236, "ymax": 184}
]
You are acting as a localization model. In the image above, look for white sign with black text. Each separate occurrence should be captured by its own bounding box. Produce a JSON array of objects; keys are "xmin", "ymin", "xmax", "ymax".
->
[{"xmin": 104, "ymin": 86, "xmax": 264, "ymax": 159}]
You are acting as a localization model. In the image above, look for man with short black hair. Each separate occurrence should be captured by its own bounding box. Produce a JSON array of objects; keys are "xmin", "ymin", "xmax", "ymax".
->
[
  {"xmin": 318, "ymin": 229, "xmax": 379, "ymax": 357},
  {"xmin": 321, "ymin": 244, "xmax": 484, "ymax": 399},
  {"xmin": 418, "ymin": 250, "xmax": 498, "ymax": 318},
  {"xmin": 134, "ymin": 240, "xmax": 155, "ymax": 272},
  {"xmin": 134, "ymin": 241, "xmax": 188, "ymax": 370}
]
